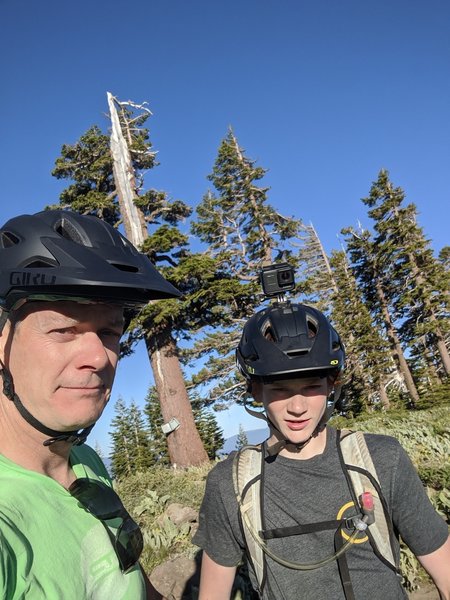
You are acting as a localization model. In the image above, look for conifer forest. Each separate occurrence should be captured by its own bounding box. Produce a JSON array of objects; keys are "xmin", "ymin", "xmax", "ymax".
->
[
  {"xmin": 43, "ymin": 93, "xmax": 449, "ymax": 597},
  {"xmin": 49, "ymin": 95, "xmax": 449, "ymax": 476}
]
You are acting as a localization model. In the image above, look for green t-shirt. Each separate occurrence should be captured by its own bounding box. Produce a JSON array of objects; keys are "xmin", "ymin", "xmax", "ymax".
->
[{"xmin": 0, "ymin": 444, "xmax": 146, "ymax": 600}]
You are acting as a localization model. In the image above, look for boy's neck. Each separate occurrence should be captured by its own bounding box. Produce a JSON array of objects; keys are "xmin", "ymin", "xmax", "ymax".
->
[{"xmin": 270, "ymin": 427, "xmax": 328, "ymax": 460}]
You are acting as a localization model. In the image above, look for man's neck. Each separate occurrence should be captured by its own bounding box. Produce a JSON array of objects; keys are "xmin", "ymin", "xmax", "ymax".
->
[{"xmin": 0, "ymin": 397, "xmax": 76, "ymax": 488}]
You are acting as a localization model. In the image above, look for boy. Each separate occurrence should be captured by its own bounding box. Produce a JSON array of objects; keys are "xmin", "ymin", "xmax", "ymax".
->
[{"xmin": 194, "ymin": 302, "xmax": 450, "ymax": 599}]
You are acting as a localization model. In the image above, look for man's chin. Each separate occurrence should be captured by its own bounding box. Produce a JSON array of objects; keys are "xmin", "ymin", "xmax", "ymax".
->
[{"xmin": 55, "ymin": 416, "xmax": 99, "ymax": 432}]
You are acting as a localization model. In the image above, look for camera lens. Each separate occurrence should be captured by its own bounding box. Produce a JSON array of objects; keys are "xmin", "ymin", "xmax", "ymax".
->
[{"xmin": 277, "ymin": 269, "xmax": 294, "ymax": 285}]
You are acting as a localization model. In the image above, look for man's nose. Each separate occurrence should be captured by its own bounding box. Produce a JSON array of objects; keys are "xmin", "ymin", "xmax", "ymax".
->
[{"xmin": 76, "ymin": 332, "xmax": 110, "ymax": 370}]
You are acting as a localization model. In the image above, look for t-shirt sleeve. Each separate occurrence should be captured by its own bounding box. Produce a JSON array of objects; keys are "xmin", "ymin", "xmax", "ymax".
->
[
  {"xmin": 0, "ymin": 517, "xmax": 32, "ymax": 599},
  {"xmin": 0, "ymin": 528, "xmax": 14, "ymax": 599},
  {"xmin": 192, "ymin": 458, "xmax": 244, "ymax": 568},
  {"xmin": 388, "ymin": 440, "xmax": 448, "ymax": 556},
  {"xmin": 70, "ymin": 444, "xmax": 112, "ymax": 485}
]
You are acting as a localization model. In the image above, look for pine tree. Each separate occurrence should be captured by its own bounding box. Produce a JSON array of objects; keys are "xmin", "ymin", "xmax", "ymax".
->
[
  {"xmin": 235, "ymin": 424, "xmax": 249, "ymax": 450},
  {"xmin": 192, "ymin": 399, "xmax": 225, "ymax": 460},
  {"xmin": 439, "ymin": 246, "xmax": 450, "ymax": 272},
  {"xmin": 51, "ymin": 95, "xmax": 209, "ymax": 467},
  {"xmin": 128, "ymin": 401, "xmax": 155, "ymax": 471},
  {"xmin": 94, "ymin": 441, "xmax": 105, "ymax": 462},
  {"xmin": 189, "ymin": 128, "xmax": 308, "ymax": 406},
  {"xmin": 109, "ymin": 398, "xmax": 154, "ymax": 479},
  {"xmin": 329, "ymin": 250, "xmax": 395, "ymax": 412},
  {"xmin": 342, "ymin": 225, "xmax": 419, "ymax": 407},
  {"xmin": 109, "ymin": 397, "xmax": 134, "ymax": 479},
  {"xmin": 145, "ymin": 389, "xmax": 225, "ymax": 461},
  {"xmin": 362, "ymin": 170, "xmax": 450, "ymax": 381}
]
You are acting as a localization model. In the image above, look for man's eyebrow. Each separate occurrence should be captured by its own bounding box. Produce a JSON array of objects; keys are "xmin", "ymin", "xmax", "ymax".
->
[
  {"xmin": 106, "ymin": 316, "xmax": 125, "ymax": 329},
  {"xmin": 39, "ymin": 314, "xmax": 78, "ymax": 327}
]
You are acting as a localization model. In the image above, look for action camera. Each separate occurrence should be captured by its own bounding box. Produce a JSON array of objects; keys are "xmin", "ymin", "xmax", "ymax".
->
[{"xmin": 260, "ymin": 263, "xmax": 295, "ymax": 297}]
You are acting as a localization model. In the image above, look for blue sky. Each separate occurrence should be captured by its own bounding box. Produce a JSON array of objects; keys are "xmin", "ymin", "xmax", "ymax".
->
[{"xmin": 1, "ymin": 0, "xmax": 448, "ymax": 453}]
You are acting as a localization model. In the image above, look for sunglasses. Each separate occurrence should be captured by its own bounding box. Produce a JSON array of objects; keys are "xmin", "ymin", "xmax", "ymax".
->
[{"xmin": 69, "ymin": 477, "xmax": 144, "ymax": 573}]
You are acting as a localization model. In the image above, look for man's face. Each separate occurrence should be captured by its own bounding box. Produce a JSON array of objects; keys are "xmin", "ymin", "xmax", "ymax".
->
[
  {"xmin": 253, "ymin": 376, "xmax": 330, "ymax": 444},
  {"xmin": 0, "ymin": 301, "xmax": 124, "ymax": 433}
]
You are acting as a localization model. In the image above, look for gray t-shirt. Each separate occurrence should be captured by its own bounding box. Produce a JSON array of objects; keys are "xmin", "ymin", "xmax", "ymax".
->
[{"xmin": 193, "ymin": 427, "xmax": 448, "ymax": 600}]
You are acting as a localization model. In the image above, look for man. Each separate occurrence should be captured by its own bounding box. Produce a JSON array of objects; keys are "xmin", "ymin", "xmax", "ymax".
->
[
  {"xmin": 0, "ymin": 209, "xmax": 180, "ymax": 599},
  {"xmin": 193, "ymin": 302, "xmax": 450, "ymax": 599}
]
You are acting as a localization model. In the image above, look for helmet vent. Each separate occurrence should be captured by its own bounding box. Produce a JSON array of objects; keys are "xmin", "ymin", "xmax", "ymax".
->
[
  {"xmin": 262, "ymin": 323, "xmax": 276, "ymax": 342},
  {"xmin": 26, "ymin": 259, "xmax": 58, "ymax": 268},
  {"xmin": 306, "ymin": 318, "xmax": 318, "ymax": 338},
  {"xmin": 54, "ymin": 217, "xmax": 92, "ymax": 247},
  {"xmin": 286, "ymin": 349, "xmax": 309, "ymax": 358},
  {"xmin": 110, "ymin": 262, "xmax": 139, "ymax": 273},
  {"xmin": 1, "ymin": 231, "xmax": 20, "ymax": 248}
]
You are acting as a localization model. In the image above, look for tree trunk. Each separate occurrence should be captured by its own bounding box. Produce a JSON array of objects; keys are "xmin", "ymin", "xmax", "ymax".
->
[
  {"xmin": 379, "ymin": 382, "xmax": 390, "ymax": 410},
  {"xmin": 108, "ymin": 91, "xmax": 208, "ymax": 467},
  {"xmin": 436, "ymin": 336, "xmax": 450, "ymax": 377},
  {"xmin": 147, "ymin": 332, "xmax": 209, "ymax": 467}
]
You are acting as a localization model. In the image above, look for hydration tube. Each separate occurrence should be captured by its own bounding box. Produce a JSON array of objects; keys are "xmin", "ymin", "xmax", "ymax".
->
[{"xmin": 239, "ymin": 506, "xmax": 370, "ymax": 571}]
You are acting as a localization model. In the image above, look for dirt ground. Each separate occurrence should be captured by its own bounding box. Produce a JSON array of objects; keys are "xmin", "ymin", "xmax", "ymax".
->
[{"xmin": 408, "ymin": 583, "xmax": 439, "ymax": 599}]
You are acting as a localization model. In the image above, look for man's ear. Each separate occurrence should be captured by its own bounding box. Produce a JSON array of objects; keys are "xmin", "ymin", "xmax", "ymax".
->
[{"xmin": 0, "ymin": 317, "xmax": 12, "ymax": 363}]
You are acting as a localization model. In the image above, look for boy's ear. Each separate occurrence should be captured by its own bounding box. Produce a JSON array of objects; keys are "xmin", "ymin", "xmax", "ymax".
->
[
  {"xmin": 250, "ymin": 379, "xmax": 263, "ymax": 402},
  {"xmin": 0, "ymin": 318, "xmax": 8, "ymax": 356}
]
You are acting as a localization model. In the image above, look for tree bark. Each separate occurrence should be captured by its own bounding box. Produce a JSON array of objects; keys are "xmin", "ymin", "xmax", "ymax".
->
[
  {"xmin": 147, "ymin": 332, "xmax": 208, "ymax": 467},
  {"xmin": 379, "ymin": 382, "xmax": 390, "ymax": 410}
]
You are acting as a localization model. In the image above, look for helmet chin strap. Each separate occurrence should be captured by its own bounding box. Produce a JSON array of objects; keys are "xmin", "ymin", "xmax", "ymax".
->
[{"xmin": 0, "ymin": 360, "xmax": 93, "ymax": 446}]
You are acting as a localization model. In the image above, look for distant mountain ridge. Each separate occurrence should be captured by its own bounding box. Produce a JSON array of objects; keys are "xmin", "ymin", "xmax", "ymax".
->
[{"xmin": 220, "ymin": 427, "xmax": 269, "ymax": 455}]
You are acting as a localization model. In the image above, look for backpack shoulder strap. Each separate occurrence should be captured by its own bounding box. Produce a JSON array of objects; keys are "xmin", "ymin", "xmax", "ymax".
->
[
  {"xmin": 232, "ymin": 444, "xmax": 266, "ymax": 592},
  {"xmin": 339, "ymin": 430, "xmax": 398, "ymax": 571}
]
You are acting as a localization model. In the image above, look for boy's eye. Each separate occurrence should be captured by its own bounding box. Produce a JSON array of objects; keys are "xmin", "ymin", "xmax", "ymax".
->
[
  {"xmin": 303, "ymin": 384, "xmax": 322, "ymax": 391},
  {"xmin": 270, "ymin": 386, "xmax": 290, "ymax": 395}
]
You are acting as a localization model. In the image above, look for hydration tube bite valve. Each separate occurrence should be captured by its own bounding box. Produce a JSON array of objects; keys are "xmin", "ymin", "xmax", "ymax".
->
[
  {"xmin": 347, "ymin": 492, "xmax": 375, "ymax": 531},
  {"xmin": 360, "ymin": 491, "xmax": 375, "ymax": 524}
]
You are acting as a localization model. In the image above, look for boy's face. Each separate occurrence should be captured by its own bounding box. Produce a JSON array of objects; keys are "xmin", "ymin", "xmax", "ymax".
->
[{"xmin": 252, "ymin": 376, "xmax": 330, "ymax": 444}]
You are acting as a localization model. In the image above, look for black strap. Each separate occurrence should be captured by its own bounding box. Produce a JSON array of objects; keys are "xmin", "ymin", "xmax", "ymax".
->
[
  {"xmin": 261, "ymin": 519, "xmax": 344, "ymax": 539},
  {"xmin": 1, "ymin": 364, "xmax": 92, "ymax": 446},
  {"xmin": 334, "ymin": 525, "xmax": 356, "ymax": 600}
]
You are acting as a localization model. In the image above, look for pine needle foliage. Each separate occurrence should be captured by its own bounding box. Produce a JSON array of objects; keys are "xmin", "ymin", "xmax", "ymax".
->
[
  {"xmin": 188, "ymin": 128, "xmax": 310, "ymax": 406},
  {"xmin": 362, "ymin": 170, "xmax": 450, "ymax": 381},
  {"xmin": 329, "ymin": 250, "xmax": 394, "ymax": 413},
  {"xmin": 235, "ymin": 424, "xmax": 249, "ymax": 450},
  {"xmin": 342, "ymin": 214, "xmax": 419, "ymax": 407},
  {"xmin": 342, "ymin": 169, "xmax": 449, "ymax": 408},
  {"xmin": 109, "ymin": 397, "xmax": 155, "ymax": 479}
]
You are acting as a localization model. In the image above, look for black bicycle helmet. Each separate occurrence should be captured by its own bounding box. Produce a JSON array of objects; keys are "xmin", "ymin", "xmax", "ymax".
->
[
  {"xmin": 0, "ymin": 209, "xmax": 180, "ymax": 447},
  {"xmin": 237, "ymin": 303, "xmax": 344, "ymax": 382},
  {"xmin": 0, "ymin": 209, "xmax": 180, "ymax": 311}
]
